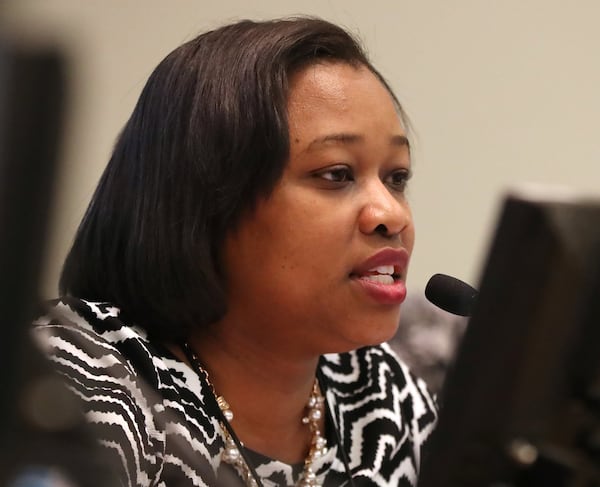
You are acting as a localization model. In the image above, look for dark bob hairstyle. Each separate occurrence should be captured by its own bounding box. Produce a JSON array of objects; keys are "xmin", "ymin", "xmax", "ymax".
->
[{"xmin": 60, "ymin": 17, "xmax": 407, "ymax": 340}]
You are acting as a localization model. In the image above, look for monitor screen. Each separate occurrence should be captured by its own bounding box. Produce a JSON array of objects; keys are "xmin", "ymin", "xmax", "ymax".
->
[{"xmin": 418, "ymin": 187, "xmax": 600, "ymax": 487}]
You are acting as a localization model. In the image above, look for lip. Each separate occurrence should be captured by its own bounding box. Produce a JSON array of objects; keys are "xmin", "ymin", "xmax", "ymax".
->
[
  {"xmin": 350, "ymin": 248, "xmax": 410, "ymax": 305},
  {"xmin": 351, "ymin": 248, "xmax": 410, "ymax": 277}
]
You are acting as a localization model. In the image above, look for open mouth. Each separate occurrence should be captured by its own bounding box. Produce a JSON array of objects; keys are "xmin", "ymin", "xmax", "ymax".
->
[{"xmin": 350, "ymin": 265, "xmax": 402, "ymax": 285}]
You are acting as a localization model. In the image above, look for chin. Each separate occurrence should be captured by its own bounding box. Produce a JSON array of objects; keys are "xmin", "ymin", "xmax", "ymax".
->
[
  {"xmin": 330, "ymin": 319, "xmax": 401, "ymax": 354},
  {"xmin": 363, "ymin": 310, "xmax": 402, "ymax": 343}
]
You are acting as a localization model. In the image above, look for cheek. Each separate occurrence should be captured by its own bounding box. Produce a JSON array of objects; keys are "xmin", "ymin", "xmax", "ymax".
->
[
  {"xmin": 402, "ymin": 205, "xmax": 416, "ymax": 255},
  {"xmin": 223, "ymin": 204, "xmax": 321, "ymax": 287},
  {"xmin": 406, "ymin": 220, "xmax": 416, "ymax": 255},
  {"xmin": 265, "ymin": 197, "xmax": 349, "ymax": 261},
  {"xmin": 224, "ymin": 187, "xmax": 360, "ymax": 310}
]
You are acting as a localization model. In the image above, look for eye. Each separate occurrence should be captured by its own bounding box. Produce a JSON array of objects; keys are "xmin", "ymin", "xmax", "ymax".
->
[
  {"xmin": 385, "ymin": 168, "xmax": 411, "ymax": 192},
  {"xmin": 313, "ymin": 165, "xmax": 354, "ymax": 187}
]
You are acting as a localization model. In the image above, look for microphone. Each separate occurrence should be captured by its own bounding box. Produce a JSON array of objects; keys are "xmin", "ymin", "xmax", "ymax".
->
[{"xmin": 425, "ymin": 273, "xmax": 478, "ymax": 317}]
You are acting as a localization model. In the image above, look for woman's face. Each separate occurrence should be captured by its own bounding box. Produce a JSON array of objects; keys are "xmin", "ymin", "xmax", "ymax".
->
[{"xmin": 221, "ymin": 62, "xmax": 414, "ymax": 356}]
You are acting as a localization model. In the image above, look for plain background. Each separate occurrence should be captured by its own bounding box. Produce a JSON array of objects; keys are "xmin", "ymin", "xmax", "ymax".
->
[{"xmin": 3, "ymin": 0, "xmax": 600, "ymax": 299}]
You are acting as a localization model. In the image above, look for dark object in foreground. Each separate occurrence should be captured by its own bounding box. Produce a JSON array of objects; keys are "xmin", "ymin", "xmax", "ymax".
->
[
  {"xmin": 419, "ymin": 188, "xmax": 600, "ymax": 487},
  {"xmin": 0, "ymin": 37, "xmax": 117, "ymax": 487}
]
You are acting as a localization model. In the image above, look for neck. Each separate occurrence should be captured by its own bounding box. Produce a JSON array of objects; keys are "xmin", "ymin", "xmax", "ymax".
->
[{"xmin": 180, "ymin": 318, "xmax": 323, "ymax": 463}]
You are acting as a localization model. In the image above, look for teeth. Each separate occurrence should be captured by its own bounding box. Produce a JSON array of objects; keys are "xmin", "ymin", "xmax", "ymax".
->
[
  {"xmin": 367, "ymin": 265, "xmax": 394, "ymax": 275},
  {"xmin": 362, "ymin": 274, "xmax": 394, "ymax": 284}
]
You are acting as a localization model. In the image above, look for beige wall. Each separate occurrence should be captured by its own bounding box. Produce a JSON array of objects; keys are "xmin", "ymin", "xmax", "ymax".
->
[{"xmin": 4, "ymin": 0, "xmax": 600, "ymax": 298}]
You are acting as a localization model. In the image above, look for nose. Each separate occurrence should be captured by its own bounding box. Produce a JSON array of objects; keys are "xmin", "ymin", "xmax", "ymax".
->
[{"xmin": 357, "ymin": 180, "xmax": 411, "ymax": 238}]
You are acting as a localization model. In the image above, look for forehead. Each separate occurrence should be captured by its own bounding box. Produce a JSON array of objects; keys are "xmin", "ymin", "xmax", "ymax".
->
[{"xmin": 287, "ymin": 62, "xmax": 404, "ymax": 139}]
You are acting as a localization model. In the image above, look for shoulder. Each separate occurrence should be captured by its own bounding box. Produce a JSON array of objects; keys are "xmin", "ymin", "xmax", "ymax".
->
[
  {"xmin": 322, "ymin": 343, "xmax": 434, "ymax": 396},
  {"xmin": 321, "ymin": 343, "xmax": 437, "ymax": 429},
  {"xmin": 32, "ymin": 297, "xmax": 221, "ymax": 487},
  {"xmin": 33, "ymin": 297, "xmax": 167, "ymax": 392},
  {"xmin": 320, "ymin": 344, "xmax": 438, "ymax": 486}
]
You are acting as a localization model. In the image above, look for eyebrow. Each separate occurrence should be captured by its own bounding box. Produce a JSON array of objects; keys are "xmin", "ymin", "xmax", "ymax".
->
[{"xmin": 303, "ymin": 133, "xmax": 410, "ymax": 153}]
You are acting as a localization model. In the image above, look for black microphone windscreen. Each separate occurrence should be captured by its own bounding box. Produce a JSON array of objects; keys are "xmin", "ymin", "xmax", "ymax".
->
[{"xmin": 425, "ymin": 273, "xmax": 478, "ymax": 317}]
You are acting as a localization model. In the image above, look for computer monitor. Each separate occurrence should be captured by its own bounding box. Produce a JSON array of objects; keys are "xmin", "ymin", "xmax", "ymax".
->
[{"xmin": 418, "ymin": 187, "xmax": 600, "ymax": 487}]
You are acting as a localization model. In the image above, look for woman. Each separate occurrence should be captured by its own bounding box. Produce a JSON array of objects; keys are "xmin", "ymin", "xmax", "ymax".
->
[{"xmin": 34, "ymin": 17, "xmax": 437, "ymax": 487}]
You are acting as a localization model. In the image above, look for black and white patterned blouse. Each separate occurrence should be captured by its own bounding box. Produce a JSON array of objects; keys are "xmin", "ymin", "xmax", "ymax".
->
[{"xmin": 33, "ymin": 297, "xmax": 437, "ymax": 486}]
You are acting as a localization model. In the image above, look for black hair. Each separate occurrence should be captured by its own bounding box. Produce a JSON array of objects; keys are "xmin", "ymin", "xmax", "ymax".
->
[{"xmin": 60, "ymin": 17, "xmax": 407, "ymax": 340}]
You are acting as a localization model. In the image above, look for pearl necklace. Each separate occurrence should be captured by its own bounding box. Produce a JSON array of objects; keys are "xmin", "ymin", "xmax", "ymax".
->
[
  {"xmin": 183, "ymin": 344, "xmax": 328, "ymax": 487},
  {"xmin": 219, "ymin": 380, "xmax": 328, "ymax": 487}
]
